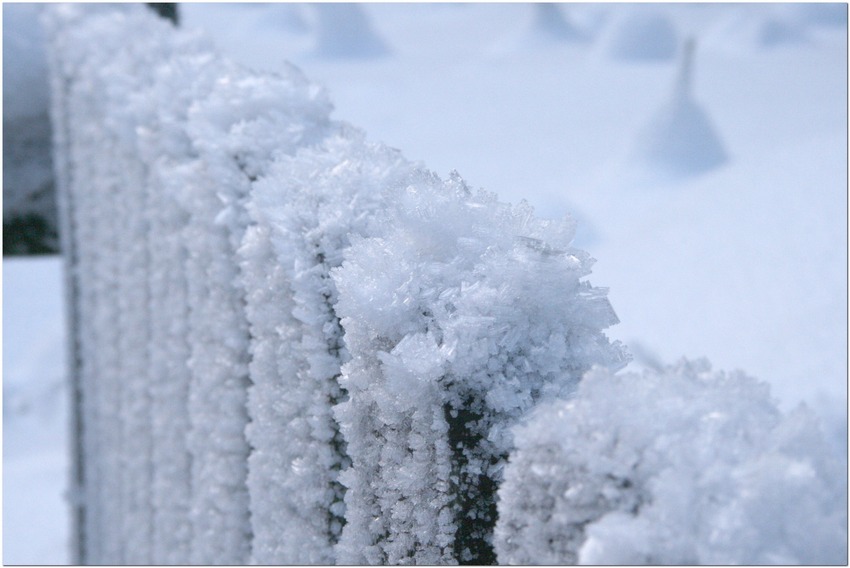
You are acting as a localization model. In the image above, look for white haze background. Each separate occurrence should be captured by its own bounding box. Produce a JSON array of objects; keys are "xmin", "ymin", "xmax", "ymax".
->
[{"xmin": 3, "ymin": 3, "xmax": 846, "ymax": 563}]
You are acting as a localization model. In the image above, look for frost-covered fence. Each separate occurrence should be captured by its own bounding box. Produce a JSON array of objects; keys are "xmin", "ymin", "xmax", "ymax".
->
[
  {"xmin": 44, "ymin": 4, "xmax": 629, "ymax": 565},
  {"xmin": 494, "ymin": 360, "xmax": 847, "ymax": 565},
  {"xmin": 44, "ymin": 5, "xmax": 333, "ymax": 563},
  {"xmin": 43, "ymin": 4, "xmax": 848, "ymax": 566}
]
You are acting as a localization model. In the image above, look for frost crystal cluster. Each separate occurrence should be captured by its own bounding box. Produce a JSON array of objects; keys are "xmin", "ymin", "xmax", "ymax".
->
[
  {"xmin": 495, "ymin": 359, "xmax": 847, "ymax": 565},
  {"xmin": 333, "ymin": 173, "xmax": 628, "ymax": 564}
]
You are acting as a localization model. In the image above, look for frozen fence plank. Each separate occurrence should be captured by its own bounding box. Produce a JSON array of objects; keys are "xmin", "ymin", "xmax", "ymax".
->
[
  {"xmin": 42, "ymin": 8, "xmax": 85, "ymax": 561},
  {"xmin": 180, "ymin": 56, "xmax": 333, "ymax": 565},
  {"xmin": 105, "ymin": 19, "xmax": 169, "ymax": 565},
  {"xmin": 139, "ymin": 36, "xmax": 221, "ymax": 566},
  {"xmin": 43, "ymin": 6, "xmax": 149, "ymax": 563},
  {"xmin": 243, "ymin": 130, "xmax": 413, "ymax": 564}
]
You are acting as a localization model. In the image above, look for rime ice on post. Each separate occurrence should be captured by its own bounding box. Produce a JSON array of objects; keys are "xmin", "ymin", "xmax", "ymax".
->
[
  {"xmin": 42, "ymin": 6, "xmax": 222, "ymax": 562},
  {"xmin": 91, "ymin": 13, "xmax": 215, "ymax": 563},
  {"xmin": 182, "ymin": 61, "xmax": 332, "ymax": 565},
  {"xmin": 635, "ymin": 37, "xmax": 728, "ymax": 177},
  {"xmin": 495, "ymin": 360, "xmax": 847, "ymax": 565},
  {"xmin": 42, "ymin": 7, "xmax": 83, "ymax": 560},
  {"xmin": 105, "ymin": 17, "xmax": 160, "ymax": 565},
  {"xmin": 334, "ymin": 172, "xmax": 628, "ymax": 564},
  {"xmin": 42, "ymin": 6, "xmax": 98, "ymax": 561},
  {"xmin": 44, "ymin": 4, "xmax": 360, "ymax": 562},
  {"xmin": 140, "ymin": 36, "xmax": 224, "ymax": 566},
  {"xmin": 42, "ymin": 5, "xmax": 158, "ymax": 563},
  {"xmin": 243, "ymin": 130, "xmax": 414, "ymax": 564},
  {"xmin": 238, "ymin": 219, "xmax": 306, "ymax": 563},
  {"xmin": 215, "ymin": 65, "xmax": 336, "ymax": 566}
]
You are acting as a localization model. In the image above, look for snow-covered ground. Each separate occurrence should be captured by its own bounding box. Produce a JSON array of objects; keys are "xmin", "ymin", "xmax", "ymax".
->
[
  {"xmin": 3, "ymin": 3, "xmax": 846, "ymax": 564},
  {"xmin": 3, "ymin": 257, "xmax": 69, "ymax": 564}
]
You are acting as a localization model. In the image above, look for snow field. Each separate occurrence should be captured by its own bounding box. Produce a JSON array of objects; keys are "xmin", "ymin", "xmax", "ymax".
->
[{"xmin": 3, "ymin": 258, "xmax": 69, "ymax": 565}]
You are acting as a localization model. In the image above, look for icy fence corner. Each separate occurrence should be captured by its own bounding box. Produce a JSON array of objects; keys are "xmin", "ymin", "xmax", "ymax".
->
[{"xmin": 44, "ymin": 5, "xmax": 626, "ymax": 565}]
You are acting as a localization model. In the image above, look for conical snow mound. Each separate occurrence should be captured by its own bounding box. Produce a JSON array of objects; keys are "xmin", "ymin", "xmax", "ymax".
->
[
  {"xmin": 639, "ymin": 96, "xmax": 727, "ymax": 175},
  {"xmin": 312, "ymin": 3, "xmax": 389, "ymax": 59},
  {"xmin": 605, "ymin": 9, "xmax": 677, "ymax": 62},
  {"xmin": 635, "ymin": 39, "xmax": 727, "ymax": 176}
]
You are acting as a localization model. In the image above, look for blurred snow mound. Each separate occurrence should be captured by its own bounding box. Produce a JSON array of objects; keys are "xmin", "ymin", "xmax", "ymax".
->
[
  {"xmin": 786, "ymin": 2, "xmax": 848, "ymax": 28},
  {"xmin": 528, "ymin": 3, "xmax": 591, "ymax": 44},
  {"xmin": 604, "ymin": 8, "xmax": 678, "ymax": 62},
  {"xmin": 637, "ymin": 94, "xmax": 727, "ymax": 176},
  {"xmin": 495, "ymin": 358, "xmax": 848, "ymax": 565},
  {"xmin": 756, "ymin": 17, "xmax": 809, "ymax": 47},
  {"xmin": 634, "ymin": 40, "xmax": 726, "ymax": 178},
  {"xmin": 708, "ymin": 8, "xmax": 810, "ymax": 50},
  {"xmin": 312, "ymin": 4, "xmax": 389, "ymax": 59},
  {"xmin": 490, "ymin": 3, "xmax": 594, "ymax": 54},
  {"xmin": 262, "ymin": 3, "xmax": 309, "ymax": 34}
]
